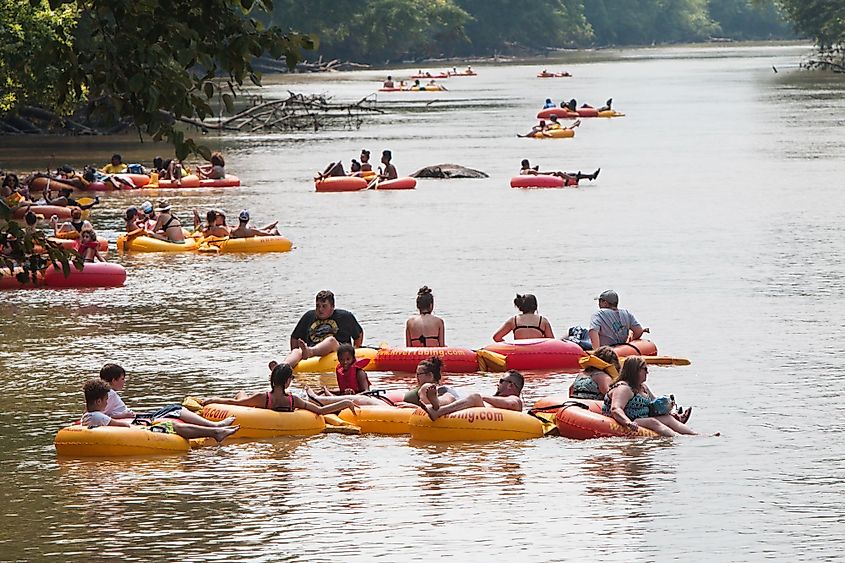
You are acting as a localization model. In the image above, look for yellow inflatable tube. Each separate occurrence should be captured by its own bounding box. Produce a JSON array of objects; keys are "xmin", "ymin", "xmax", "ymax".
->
[
  {"xmin": 409, "ymin": 407, "xmax": 545, "ymax": 442},
  {"xmin": 201, "ymin": 403, "xmax": 325, "ymax": 438},
  {"xmin": 597, "ymin": 110, "xmax": 625, "ymax": 118},
  {"xmin": 531, "ymin": 128, "xmax": 575, "ymax": 139},
  {"xmin": 54, "ymin": 424, "xmax": 190, "ymax": 456},
  {"xmin": 338, "ymin": 406, "xmax": 413, "ymax": 434},
  {"xmin": 117, "ymin": 234, "xmax": 199, "ymax": 252},
  {"xmin": 197, "ymin": 235, "xmax": 293, "ymax": 253},
  {"xmin": 293, "ymin": 348, "xmax": 379, "ymax": 374}
]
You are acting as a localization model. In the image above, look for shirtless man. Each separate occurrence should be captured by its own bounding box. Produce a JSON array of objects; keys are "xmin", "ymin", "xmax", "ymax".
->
[
  {"xmin": 379, "ymin": 150, "xmax": 398, "ymax": 181},
  {"xmin": 229, "ymin": 210, "xmax": 280, "ymax": 238},
  {"xmin": 421, "ymin": 370, "xmax": 525, "ymax": 421}
]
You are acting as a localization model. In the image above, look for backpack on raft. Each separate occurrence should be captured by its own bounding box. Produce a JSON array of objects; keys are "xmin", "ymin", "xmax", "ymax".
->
[
  {"xmin": 565, "ymin": 325, "xmax": 592, "ymax": 351},
  {"xmin": 649, "ymin": 395, "xmax": 674, "ymax": 417},
  {"xmin": 126, "ymin": 164, "xmax": 145, "ymax": 174}
]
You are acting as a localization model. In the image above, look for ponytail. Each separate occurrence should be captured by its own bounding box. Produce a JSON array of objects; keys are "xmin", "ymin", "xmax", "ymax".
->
[{"xmin": 270, "ymin": 363, "xmax": 293, "ymax": 391}]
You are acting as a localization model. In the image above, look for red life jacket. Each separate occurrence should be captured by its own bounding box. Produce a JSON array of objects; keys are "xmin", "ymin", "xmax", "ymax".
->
[{"xmin": 335, "ymin": 358, "xmax": 371, "ymax": 394}]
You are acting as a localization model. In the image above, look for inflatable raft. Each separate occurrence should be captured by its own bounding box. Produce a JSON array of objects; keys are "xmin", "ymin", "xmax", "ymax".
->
[
  {"xmin": 197, "ymin": 235, "xmax": 292, "ymax": 254},
  {"xmin": 537, "ymin": 72, "xmax": 571, "ymax": 78},
  {"xmin": 14, "ymin": 205, "xmax": 75, "ymax": 220},
  {"xmin": 409, "ymin": 407, "xmax": 546, "ymax": 442},
  {"xmin": 613, "ymin": 340, "xmax": 658, "ymax": 358},
  {"xmin": 47, "ymin": 237, "xmax": 109, "ymax": 252},
  {"xmin": 156, "ymin": 174, "xmax": 201, "ymax": 189},
  {"xmin": 527, "ymin": 128, "xmax": 574, "ymax": 139},
  {"xmin": 198, "ymin": 175, "xmax": 241, "ymax": 188},
  {"xmin": 338, "ymin": 406, "xmax": 413, "ymax": 435},
  {"xmin": 510, "ymin": 175, "xmax": 577, "ymax": 189},
  {"xmin": 315, "ymin": 177, "xmax": 369, "ymax": 193},
  {"xmin": 27, "ymin": 176, "xmax": 81, "ymax": 193},
  {"xmin": 1, "ymin": 263, "xmax": 126, "ymax": 290},
  {"xmin": 374, "ymin": 177, "xmax": 416, "ymax": 190},
  {"xmin": 537, "ymin": 108, "xmax": 624, "ymax": 120},
  {"xmin": 200, "ymin": 403, "xmax": 326, "ymax": 438},
  {"xmin": 448, "ymin": 71, "xmax": 477, "ymax": 77},
  {"xmin": 116, "ymin": 234, "xmax": 198, "ymax": 252},
  {"xmin": 375, "ymin": 347, "xmax": 480, "ymax": 373},
  {"xmin": 293, "ymin": 348, "xmax": 379, "ymax": 374},
  {"xmin": 55, "ymin": 424, "xmax": 190, "ymax": 456},
  {"xmin": 411, "ymin": 73, "xmax": 448, "ymax": 79},
  {"xmin": 483, "ymin": 338, "xmax": 586, "ymax": 371},
  {"xmin": 554, "ymin": 401, "xmax": 659, "ymax": 440}
]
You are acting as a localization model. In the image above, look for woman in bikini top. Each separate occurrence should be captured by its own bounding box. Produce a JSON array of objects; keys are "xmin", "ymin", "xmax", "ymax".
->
[
  {"xmin": 152, "ymin": 200, "xmax": 186, "ymax": 242},
  {"xmin": 492, "ymin": 293, "xmax": 555, "ymax": 341},
  {"xmin": 405, "ymin": 286, "xmax": 445, "ymax": 347}
]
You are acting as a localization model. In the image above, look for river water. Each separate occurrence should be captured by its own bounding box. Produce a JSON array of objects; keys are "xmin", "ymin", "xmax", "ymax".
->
[{"xmin": 1, "ymin": 43, "xmax": 844, "ymax": 561}]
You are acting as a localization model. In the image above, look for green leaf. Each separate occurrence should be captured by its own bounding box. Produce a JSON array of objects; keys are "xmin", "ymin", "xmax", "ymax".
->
[
  {"xmin": 221, "ymin": 93, "xmax": 234, "ymax": 114},
  {"xmin": 197, "ymin": 145, "xmax": 212, "ymax": 160},
  {"xmin": 203, "ymin": 81, "xmax": 214, "ymax": 99}
]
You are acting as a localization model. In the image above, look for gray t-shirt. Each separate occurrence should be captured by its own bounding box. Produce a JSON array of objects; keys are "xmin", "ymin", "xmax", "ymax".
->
[
  {"xmin": 589, "ymin": 308, "xmax": 640, "ymax": 347},
  {"xmin": 81, "ymin": 411, "xmax": 112, "ymax": 427}
]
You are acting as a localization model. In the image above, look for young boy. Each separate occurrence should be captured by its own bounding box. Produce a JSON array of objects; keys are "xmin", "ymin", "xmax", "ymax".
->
[
  {"xmin": 98, "ymin": 363, "xmax": 238, "ymax": 431},
  {"xmin": 82, "ymin": 379, "xmax": 239, "ymax": 442}
]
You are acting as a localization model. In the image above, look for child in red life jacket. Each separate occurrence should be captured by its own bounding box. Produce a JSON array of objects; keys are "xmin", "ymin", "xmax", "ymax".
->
[{"xmin": 328, "ymin": 343, "xmax": 371, "ymax": 395}]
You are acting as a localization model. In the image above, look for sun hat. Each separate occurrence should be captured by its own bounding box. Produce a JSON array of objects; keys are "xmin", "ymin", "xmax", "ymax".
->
[{"xmin": 156, "ymin": 199, "xmax": 172, "ymax": 212}]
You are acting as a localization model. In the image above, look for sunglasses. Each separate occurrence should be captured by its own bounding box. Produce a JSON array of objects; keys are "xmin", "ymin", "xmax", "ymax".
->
[{"xmin": 499, "ymin": 378, "xmax": 515, "ymax": 386}]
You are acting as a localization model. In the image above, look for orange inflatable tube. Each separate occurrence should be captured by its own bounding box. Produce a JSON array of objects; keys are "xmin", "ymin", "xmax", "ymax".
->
[
  {"xmin": 315, "ymin": 177, "xmax": 369, "ymax": 193},
  {"xmin": 375, "ymin": 177, "xmax": 416, "ymax": 190},
  {"xmin": 483, "ymin": 338, "xmax": 585, "ymax": 371},
  {"xmin": 613, "ymin": 340, "xmax": 658, "ymax": 358},
  {"xmin": 554, "ymin": 401, "xmax": 658, "ymax": 439},
  {"xmin": 157, "ymin": 174, "xmax": 201, "ymax": 189}
]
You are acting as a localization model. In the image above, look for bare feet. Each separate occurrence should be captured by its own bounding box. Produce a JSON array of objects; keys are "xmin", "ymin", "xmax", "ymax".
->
[
  {"xmin": 295, "ymin": 338, "xmax": 312, "ymax": 360},
  {"xmin": 213, "ymin": 425, "xmax": 240, "ymax": 442},
  {"xmin": 304, "ymin": 385, "xmax": 323, "ymax": 404},
  {"xmin": 419, "ymin": 402, "xmax": 438, "ymax": 421},
  {"xmin": 679, "ymin": 406, "xmax": 692, "ymax": 424},
  {"xmin": 592, "ymin": 168, "xmax": 600, "ymax": 180},
  {"xmin": 216, "ymin": 416, "xmax": 237, "ymax": 427}
]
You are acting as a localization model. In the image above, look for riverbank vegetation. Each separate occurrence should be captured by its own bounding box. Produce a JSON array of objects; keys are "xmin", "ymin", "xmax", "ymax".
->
[{"xmin": 271, "ymin": 0, "xmax": 794, "ymax": 63}]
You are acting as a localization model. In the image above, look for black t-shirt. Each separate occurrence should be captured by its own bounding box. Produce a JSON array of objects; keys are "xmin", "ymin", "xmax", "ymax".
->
[{"xmin": 291, "ymin": 308, "xmax": 363, "ymax": 346}]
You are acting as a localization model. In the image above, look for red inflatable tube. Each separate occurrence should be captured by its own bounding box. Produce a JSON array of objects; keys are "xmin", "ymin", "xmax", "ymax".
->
[
  {"xmin": 375, "ymin": 347, "xmax": 479, "ymax": 374},
  {"xmin": 46, "ymin": 238, "xmax": 109, "ymax": 252},
  {"xmin": 537, "ymin": 107, "xmax": 600, "ymax": 119},
  {"xmin": 554, "ymin": 401, "xmax": 659, "ymax": 439},
  {"xmin": 510, "ymin": 175, "xmax": 577, "ymax": 189},
  {"xmin": 14, "ymin": 205, "xmax": 75, "ymax": 220},
  {"xmin": 315, "ymin": 177, "xmax": 369, "ymax": 193},
  {"xmin": 533, "ymin": 396, "xmax": 602, "ymax": 413},
  {"xmin": 483, "ymin": 338, "xmax": 586, "ymax": 371},
  {"xmin": 613, "ymin": 340, "xmax": 658, "ymax": 358},
  {"xmin": 375, "ymin": 177, "xmax": 416, "ymax": 190},
  {"xmin": 198, "ymin": 175, "xmax": 241, "ymax": 188},
  {"xmin": 411, "ymin": 73, "xmax": 448, "ymax": 79},
  {"xmin": 85, "ymin": 181, "xmax": 113, "ymax": 192},
  {"xmin": 0, "ymin": 263, "xmax": 126, "ymax": 290},
  {"xmin": 27, "ymin": 176, "xmax": 81, "ymax": 193}
]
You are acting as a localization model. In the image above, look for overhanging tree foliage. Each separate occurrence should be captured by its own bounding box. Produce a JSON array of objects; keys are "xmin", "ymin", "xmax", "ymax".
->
[
  {"xmin": 776, "ymin": 0, "xmax": 845, "ymax": 69},
  {"xmin": 7, "ymin": 0, "xmax": 314, "ymax": 158}
]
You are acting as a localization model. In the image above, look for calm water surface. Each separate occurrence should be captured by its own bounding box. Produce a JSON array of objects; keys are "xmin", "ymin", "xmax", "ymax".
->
[{"xmin": 2, "ymin": 44, "xmax": 845, "ymax": 561}]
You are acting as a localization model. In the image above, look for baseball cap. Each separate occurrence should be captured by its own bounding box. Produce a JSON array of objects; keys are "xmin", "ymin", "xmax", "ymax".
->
[
  {"xmin": 141, "ymin": 200, "xmax": 153, "ymax": 213},
  {"xmin": 596, "ymin": 290, "xmax": 619, "ymax": 306},
  {"xmin": 238, "ymin": 210, "xmax": 250, "ymax": 221}
]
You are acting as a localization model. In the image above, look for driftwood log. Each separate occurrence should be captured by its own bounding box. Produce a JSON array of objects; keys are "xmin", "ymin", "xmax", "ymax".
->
[{"xmin": 410, "ymin": 164, "xmax": 489, "ymax": 179}]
